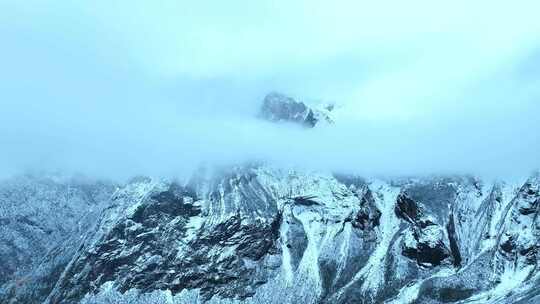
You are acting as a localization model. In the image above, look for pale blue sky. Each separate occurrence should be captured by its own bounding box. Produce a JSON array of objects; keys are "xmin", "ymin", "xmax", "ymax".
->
[{"xmin": 1, "ymin": 1, "xmax": 540, "ymax": 179}]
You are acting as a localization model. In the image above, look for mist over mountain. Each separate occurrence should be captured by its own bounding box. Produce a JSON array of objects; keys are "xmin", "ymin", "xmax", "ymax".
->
[
  {"xmin": 1, "ymin": 1, "xmax": 540, "ymax": 304},
  {"xmin": 1, "ymin": 1, "xmax": 540, "ymax": 180},
  {"xmin": 2, "ymin": 87, "xmax": 539, "ymax": 180}
]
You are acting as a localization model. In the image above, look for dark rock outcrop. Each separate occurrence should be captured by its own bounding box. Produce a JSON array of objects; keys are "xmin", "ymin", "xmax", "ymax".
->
[{"xmin": 259, "ymin": 92, "xmax": 319, "ymax": 127}]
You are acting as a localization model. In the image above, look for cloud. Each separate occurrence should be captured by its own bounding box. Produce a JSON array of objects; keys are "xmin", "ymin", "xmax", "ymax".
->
[{"xmin": 0, "ymin": 1, "xmax": 539, "ymax": 180}]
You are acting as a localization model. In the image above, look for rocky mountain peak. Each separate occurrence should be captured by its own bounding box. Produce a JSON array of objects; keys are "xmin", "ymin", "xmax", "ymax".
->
[{"xmin": 259, "ymin": 92, "xmax": 333, "ymax": 127}]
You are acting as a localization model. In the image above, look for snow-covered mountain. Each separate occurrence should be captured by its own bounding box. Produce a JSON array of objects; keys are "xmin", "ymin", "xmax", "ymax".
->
[
  {"xmin": 1, "ymin": 94, "xmax": 539, "ymax": 304},
  {"xmin": 0, "ymin": 174, "xmax": 116, "ymax": 303}
]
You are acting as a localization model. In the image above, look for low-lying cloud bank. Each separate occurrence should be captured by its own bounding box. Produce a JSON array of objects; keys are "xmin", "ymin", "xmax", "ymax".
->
[{"xmin": 2, "ymin": 99, "xmax": 538, "ymax": 180}]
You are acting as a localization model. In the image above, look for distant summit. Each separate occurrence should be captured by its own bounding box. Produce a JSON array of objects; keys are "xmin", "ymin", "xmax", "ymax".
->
[{"xmin": 259, "ymin": 92, "xmax": 333, "ymax": 128}]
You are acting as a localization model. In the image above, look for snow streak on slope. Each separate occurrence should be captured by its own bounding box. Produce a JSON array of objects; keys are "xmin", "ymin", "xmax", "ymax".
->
[{"xmin": 335, "ymin": 180, "xmax": 401, "ymax": 301}]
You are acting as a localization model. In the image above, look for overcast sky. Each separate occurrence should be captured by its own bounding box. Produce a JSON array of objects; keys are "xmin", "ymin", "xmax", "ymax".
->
[{"xmin": 1, "ymin": 1, "xmax": 540, "ymax": 180}]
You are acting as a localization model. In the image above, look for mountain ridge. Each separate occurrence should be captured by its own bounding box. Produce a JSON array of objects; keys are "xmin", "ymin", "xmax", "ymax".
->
[
  {"xmin": 1, "ymin": 168, "xmax": 538, "ymax": 303},
  {"xmin": 0, "ymin": 94, "xmax": 538, "ymax": 304}
]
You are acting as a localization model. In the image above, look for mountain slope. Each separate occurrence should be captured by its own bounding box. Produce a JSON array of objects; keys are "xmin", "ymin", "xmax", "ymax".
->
[
  {"xmin": 0, "ymin": 174, "xmax": 116, "ymax": 303},
  {"xmin": 5, "ymin": 167, "xmax": 536, "ymax": 304}
]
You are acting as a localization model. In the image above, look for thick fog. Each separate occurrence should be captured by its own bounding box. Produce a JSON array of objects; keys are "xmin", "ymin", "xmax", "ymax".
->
[{"xmin": 1, "ymin": 1, "xmax": 540, "ymax": 180}]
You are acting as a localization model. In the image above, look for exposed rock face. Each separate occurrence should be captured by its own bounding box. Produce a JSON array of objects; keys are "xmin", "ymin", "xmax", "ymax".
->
[
  {"xmin": 46, "ymin": 177, "xmax": 284, "ymax": 304},
  {"xmin": 1, "ymin": 170, "xmax": 540, "ymax": 304},
  {"xmin": 493, "ymin": 175, "xmax": 540, "ymax": 280},
  {"xmin": 259, "ymin": 92, "xmax": 332, "ymax": 127}
]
